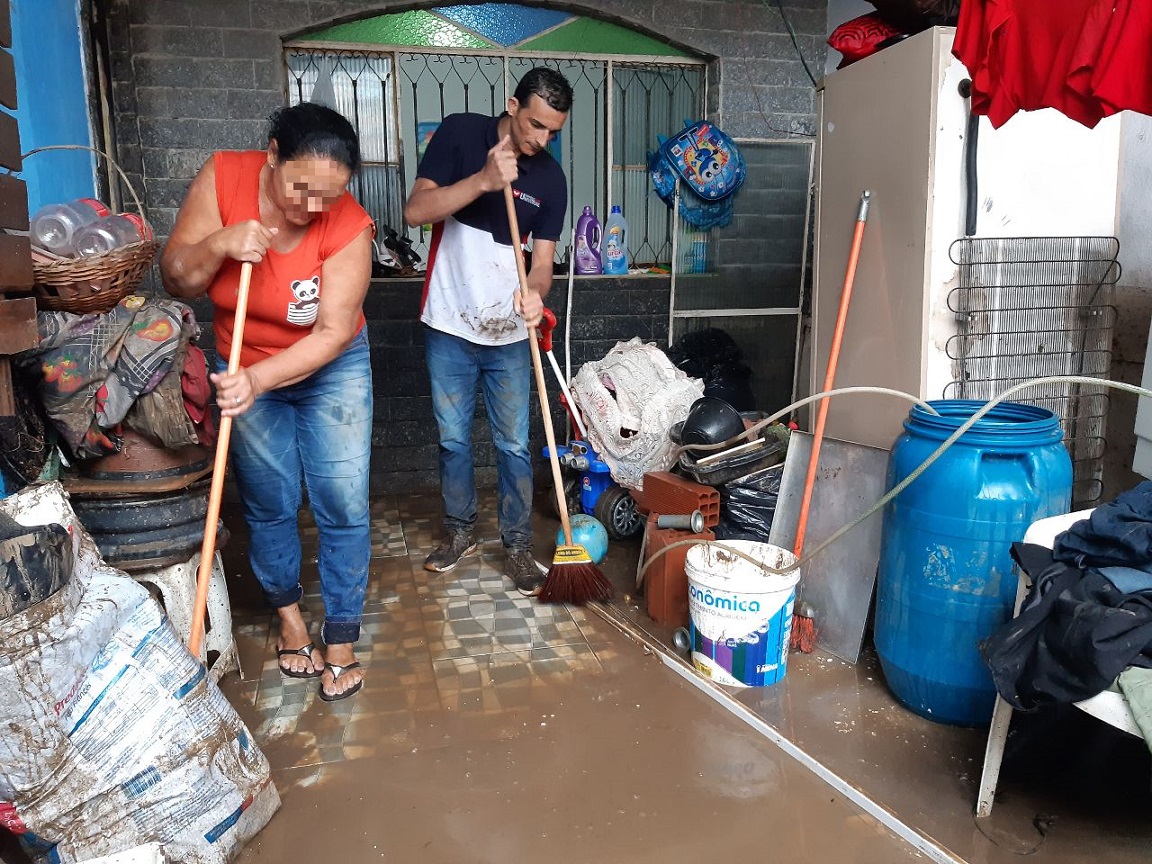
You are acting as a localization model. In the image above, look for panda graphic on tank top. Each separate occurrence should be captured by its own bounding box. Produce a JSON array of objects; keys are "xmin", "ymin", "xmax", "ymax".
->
[{"xmin": 287, "ymin": 276, "xmax": 320, "ymax": 327}]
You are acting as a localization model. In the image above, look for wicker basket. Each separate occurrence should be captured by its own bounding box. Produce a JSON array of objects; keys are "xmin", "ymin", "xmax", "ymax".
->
[{"xmin": 25, "ymin": 145, "xmax": 160, "ymax": 315}]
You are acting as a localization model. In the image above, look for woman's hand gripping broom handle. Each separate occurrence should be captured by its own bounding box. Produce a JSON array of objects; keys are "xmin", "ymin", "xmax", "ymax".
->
[
  {"xmin": 503, "ymin": 186, "xmax": 574, "ymax": 547},
  {"xmin": 189, "ymin": 261, "xmax": 253, "ymax": 657}
]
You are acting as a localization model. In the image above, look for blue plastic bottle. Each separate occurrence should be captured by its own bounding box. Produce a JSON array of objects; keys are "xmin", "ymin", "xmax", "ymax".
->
[
  {"xmin": 573, "ymin": 206, "xmax": 602, "ymax": 275},
  {"xmin": 602, "ymin": 205, "xmax": 629, "ymax": 275}
]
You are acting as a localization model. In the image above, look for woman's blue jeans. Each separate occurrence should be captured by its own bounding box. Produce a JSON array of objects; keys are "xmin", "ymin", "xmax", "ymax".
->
[
  {"xmin": 424, "ymin": 326, "xmax": 533, "ymax": 550},
  {"xmin": 225, "ymin": 329, "xmax": 372, "ymax": 645}
]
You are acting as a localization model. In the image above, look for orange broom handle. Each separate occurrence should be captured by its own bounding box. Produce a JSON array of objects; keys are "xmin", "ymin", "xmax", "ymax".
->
[
  {"xmin": 504, "ymin": 186, "xmax": 574, "ymax": 547},
  {"xmin": 189, "ymin": 261, "xmax": 252, "ymax": 657},
  {"xmin": 794, "ymin": 191, "xmax": 871, "ymax": 558}
]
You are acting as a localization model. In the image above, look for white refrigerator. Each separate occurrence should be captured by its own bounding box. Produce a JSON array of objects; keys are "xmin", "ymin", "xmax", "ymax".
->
[{"xmin": 809, "ymin": 25, "xmax": 1123, "ymax": 501}]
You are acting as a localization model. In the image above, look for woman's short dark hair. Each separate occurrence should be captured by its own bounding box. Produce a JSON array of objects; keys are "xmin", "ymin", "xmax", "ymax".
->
[
  {"xmin": 513, "ymin": 68, "xmax": 573, "ymax": 114},
  {"xmin": 267, "ymin": 102, "xmax": 361, "ymax": 172}
]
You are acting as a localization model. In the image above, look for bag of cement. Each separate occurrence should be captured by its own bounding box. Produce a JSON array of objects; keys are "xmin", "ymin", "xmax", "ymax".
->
[
  {"xmin": 571, "ymin": 338, "xmax": 703, "ymax": 490},
  {"xmin": 0, "ymin": 483, "xmax": 279, "ymax": 864},
  {"xmin": 0, "ymin": 509, "xmax": 72, "ymax": 620}
]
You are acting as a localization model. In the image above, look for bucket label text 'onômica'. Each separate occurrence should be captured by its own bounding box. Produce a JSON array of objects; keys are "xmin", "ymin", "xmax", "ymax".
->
[{"xmin": 689, "ymin": 584, "xmax": 762, "ymax": 613}]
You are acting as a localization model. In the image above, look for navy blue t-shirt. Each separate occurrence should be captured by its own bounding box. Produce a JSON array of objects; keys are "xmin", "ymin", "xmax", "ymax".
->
[
  {"xmin": 414, "ymin": 112, "xmax": 568, "ymax": 345},
  {"xmin": 415, "ymin": 112, "xmax": 567, "ymax": 244}
]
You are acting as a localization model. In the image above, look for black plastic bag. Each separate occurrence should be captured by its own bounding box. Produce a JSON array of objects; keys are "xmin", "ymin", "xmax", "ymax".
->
[
  {"xmin": 869, "ymin": 0, "xmax": 959, "ymax": 31},
  {"xmin": 665, "ymin": 328, "xmax": 755, "ymax": 411},
  {"xmin": 714, "ymin": 465, "xmax": 783, "ymax": 542},
  {"xmin": 666, "ymin": 327, "xmax": 744, "ymax": 376}
]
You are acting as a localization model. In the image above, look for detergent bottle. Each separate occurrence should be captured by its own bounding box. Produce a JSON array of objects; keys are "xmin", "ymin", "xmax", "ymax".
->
[
  {"xmin": 573, "ymin": 206, "xmax": 602, "ymax": 275},
  {"xmin": 602, "ymin": 205, "xmax": 629, "ymax": 275}
]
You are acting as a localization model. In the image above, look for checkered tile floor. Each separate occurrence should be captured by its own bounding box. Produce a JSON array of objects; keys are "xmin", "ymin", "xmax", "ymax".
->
[{"xmin": 218, "ymin": 489, "xmax": 619, "ymax": 769}]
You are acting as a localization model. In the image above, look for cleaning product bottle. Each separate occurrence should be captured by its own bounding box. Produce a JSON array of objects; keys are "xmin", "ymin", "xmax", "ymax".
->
[
  {"xmin": 602, "ymin": 205, "xmax": 629, "ymax": 275},
  {"xmin": 573, "ymin": 206, "xmax": 602, "ymax": 275}
]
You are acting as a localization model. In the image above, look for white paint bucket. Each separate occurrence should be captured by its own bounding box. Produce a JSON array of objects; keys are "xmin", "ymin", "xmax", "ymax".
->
[{"xmin": 685, "ymin": 540, "xmax": 800, "ymax": 687}]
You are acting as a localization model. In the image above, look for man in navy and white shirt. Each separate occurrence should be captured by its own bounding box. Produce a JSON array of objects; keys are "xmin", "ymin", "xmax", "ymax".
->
[{"xmin": 404, "ymin": 67, "xmax": 571, "ymax": 594}]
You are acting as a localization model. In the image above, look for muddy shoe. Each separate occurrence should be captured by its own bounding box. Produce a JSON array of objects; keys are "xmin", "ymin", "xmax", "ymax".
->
[
  {"xmin": 505, "ymin": 548, "xmax": 545, "ymax": 596},
  {"xmin": 424, "ymin": 531, "xmax": 477, "ymax": 572}
]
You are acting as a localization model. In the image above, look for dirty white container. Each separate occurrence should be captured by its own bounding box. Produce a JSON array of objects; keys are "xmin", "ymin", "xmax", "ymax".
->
[{"xmin": 686, "ymin": 540, "xmax": 800, "ymax": 687}]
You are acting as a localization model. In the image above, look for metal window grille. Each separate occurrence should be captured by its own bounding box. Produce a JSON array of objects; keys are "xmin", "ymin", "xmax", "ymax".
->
[
  {"xmin": 285, "ymin": 46, "xmax": 705, "ymax": 264},
  {"xmin": 945, "ymin": 236, "xmax": 1121, "ymax": 506}
]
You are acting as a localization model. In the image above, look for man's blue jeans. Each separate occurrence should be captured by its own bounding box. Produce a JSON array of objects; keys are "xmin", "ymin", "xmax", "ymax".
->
[
  {"xmin": 424, "ymin": 326, "xmax": 533, "ymax": 550},
  {"xmin": 225, "ymin": 329, "xmax": 372, "ymax": 645}
]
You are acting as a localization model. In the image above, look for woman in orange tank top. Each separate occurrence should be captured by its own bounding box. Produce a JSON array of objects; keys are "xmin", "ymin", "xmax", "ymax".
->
[{"xmin": 161, "ymin": 103, "xmax": 373, "ymax": 702}]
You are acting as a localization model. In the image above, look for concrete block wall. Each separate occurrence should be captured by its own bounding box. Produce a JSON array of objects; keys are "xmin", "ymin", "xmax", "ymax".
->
[
  {"xmin": 361, "ymin": 274, "xmax": 672, "ymax": 491},
  {"xmin": 100, "ymin": 0, "xmax": 825, "ymax": 491}
]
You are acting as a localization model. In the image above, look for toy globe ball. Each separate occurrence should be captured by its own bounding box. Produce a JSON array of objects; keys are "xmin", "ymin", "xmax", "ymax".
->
[{"xmin": 560, "ymin": 514, "xmax": 609, "ymax": 565}]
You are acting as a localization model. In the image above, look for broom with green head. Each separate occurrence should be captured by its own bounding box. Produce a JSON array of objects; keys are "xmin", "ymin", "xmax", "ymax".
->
[{"xmin": 503, "ymin": 186, "xmax": 612, "ymax": 605}]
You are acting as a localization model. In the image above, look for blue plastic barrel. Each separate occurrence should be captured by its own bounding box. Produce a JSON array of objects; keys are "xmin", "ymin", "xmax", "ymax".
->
[{"xmin": 874, "ymin": 400, "xmax": 1072, "ymax": 726}]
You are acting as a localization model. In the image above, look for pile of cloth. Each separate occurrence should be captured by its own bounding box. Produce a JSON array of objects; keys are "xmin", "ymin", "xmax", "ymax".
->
[
  {"xmin": 955, "ymin": 0, "xmax": 1152, "ymax": 129},
  {"xmin": 14, "ymin": 296, "xmax": 214, "ymax": 460},
  {"xmin": 982, "ymin": 481, "xmax": 1152, "ymax": 747}
]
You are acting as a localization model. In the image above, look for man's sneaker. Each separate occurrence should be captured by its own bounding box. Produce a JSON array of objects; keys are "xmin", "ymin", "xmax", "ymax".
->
[
  {"xmin": 505, "ymin": 548, "xmax": 545, "ymax": 595},
  {"xmin": 423, "ymin": 531, "xmax": 477, "ymax": 572}
]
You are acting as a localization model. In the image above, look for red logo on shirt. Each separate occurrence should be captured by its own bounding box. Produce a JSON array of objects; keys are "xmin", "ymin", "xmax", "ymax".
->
[{"xmin": 513, "ymin": 189, "xmax": 541, "ymax": 208}]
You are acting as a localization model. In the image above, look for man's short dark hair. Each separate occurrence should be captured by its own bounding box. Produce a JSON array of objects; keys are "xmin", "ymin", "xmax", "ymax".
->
[{"xmin": 513, "ymin": 67, "xmax": 573, "ymax": 113}]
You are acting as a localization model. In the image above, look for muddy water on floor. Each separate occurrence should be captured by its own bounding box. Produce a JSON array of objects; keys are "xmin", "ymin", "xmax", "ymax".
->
[{"xmin": 227, "ymin": 637, "xmax": 921, "ymax": 863}]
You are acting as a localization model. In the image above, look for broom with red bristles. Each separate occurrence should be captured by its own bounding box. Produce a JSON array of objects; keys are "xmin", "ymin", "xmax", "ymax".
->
[{"xmin": 503, "ymin": 185, "xmax": 612, "ymax": 605}]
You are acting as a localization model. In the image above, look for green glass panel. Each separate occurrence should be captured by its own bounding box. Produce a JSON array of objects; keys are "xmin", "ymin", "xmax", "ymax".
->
[
  {"xmin": 300, "ymin": 10, "xmax": 494, "ymax": 49},
  {"xmin": 518, "ymin": 18, "xmax": 692, "ymax": 56}
]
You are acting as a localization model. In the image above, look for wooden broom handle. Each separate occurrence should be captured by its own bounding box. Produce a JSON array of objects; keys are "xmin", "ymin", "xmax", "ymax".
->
[
  {"xmin": 189, "ymin": 261, "xmax": 252, "ymax": 656},
  {"xmin": 503, "ymin": 186, "xmax": 574, "ymax": 546}
]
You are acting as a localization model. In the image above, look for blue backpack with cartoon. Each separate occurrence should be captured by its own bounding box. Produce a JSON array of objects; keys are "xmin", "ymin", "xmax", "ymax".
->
[{"xmin": 649, "ymin": 120, "xmax": 746, "ymax": 230}]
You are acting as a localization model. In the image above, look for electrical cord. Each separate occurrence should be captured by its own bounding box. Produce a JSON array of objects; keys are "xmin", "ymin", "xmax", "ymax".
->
[
  {"xmin": 735, "ymin": 0, "xmax": 818, "ymax": 138},
  {"xmin": 638, "ymin": 375, "xmax": 1152, "ymax": 582},
  {"xmin": 766, "ymin": 0, "xmax": 820, "ymax": 89}
]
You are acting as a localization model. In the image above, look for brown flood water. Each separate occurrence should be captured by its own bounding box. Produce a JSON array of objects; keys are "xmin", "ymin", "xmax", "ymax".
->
[{"xmin": 218, "ymin": 494, "xmax": 924, "ymax": 863}]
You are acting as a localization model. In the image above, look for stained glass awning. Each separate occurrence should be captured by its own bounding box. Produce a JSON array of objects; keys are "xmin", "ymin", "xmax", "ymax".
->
[{"xmin": 299, "ymin": 3, "xmax": 694, "ymax": 57}]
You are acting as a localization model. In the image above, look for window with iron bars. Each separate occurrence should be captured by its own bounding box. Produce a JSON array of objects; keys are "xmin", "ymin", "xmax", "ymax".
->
[{"xmin": 285, "ymin": 48, "xmax": 706, "ymax": 267}]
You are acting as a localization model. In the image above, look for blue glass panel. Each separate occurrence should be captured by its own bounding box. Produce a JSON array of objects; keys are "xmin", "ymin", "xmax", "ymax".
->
[{"xmin": 432, "ymin": 4, "xmax": 572, "ymax": 47}]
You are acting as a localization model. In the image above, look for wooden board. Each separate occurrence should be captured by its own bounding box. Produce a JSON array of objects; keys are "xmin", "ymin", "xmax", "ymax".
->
[
  {"xmin": 0, "ymin": 233, "xmax": 32, "ymax": 289},
  {"xmin": 0, "ymin": 48, "xmax": 15, "ymax": 110},
  {"xmin": 0, "ymin": 297, "xmax": 38, "ymax": 352},
  {"xmin": 0, "ymin": 172, "xmax": 26, "ymax": 230},
  {"xmin": 0, "ymin": 0, "xmax": 10, "ymax": 50},
  {"xmin": 0, "ymin": 111, "xmax": 19, "ymax": 172}
]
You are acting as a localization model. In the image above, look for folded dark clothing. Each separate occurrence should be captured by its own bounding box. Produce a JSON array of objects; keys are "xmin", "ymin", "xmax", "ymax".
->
[
  {"xmin": 982, "ymin": 542, "xmax": 1152, "ymax": 711},
  {"xmin": 1053, "ymin": 480, "xmax": 1152, "ymax": 570}
]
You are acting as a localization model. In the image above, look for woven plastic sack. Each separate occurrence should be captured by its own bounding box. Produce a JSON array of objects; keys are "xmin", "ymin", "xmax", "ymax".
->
[
  {"xmin": 570, "ymin": 338, "xmax": 704, "ymax": 491},
  {"xmin": 0, "ymin": 483, "xmax": 279, "ymax": 864}
]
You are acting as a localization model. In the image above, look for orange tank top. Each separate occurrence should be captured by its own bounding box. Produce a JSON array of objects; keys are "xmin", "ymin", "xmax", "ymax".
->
[{"xmin": 207, "ymin": 151, "xmax": 373, "ymax": 368}]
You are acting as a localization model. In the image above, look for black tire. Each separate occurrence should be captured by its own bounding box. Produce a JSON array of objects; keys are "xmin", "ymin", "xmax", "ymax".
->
[
  {"xmin": 71, "ymin": 481, "xmax": 210, "ymax": 533},
  {"xmin": 549, "ymin": 474, "xmax": 581, "ymax": 520},
  {"xmin": 594, "ymin": 486, "xmax": 643, "ymax": 540}
]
